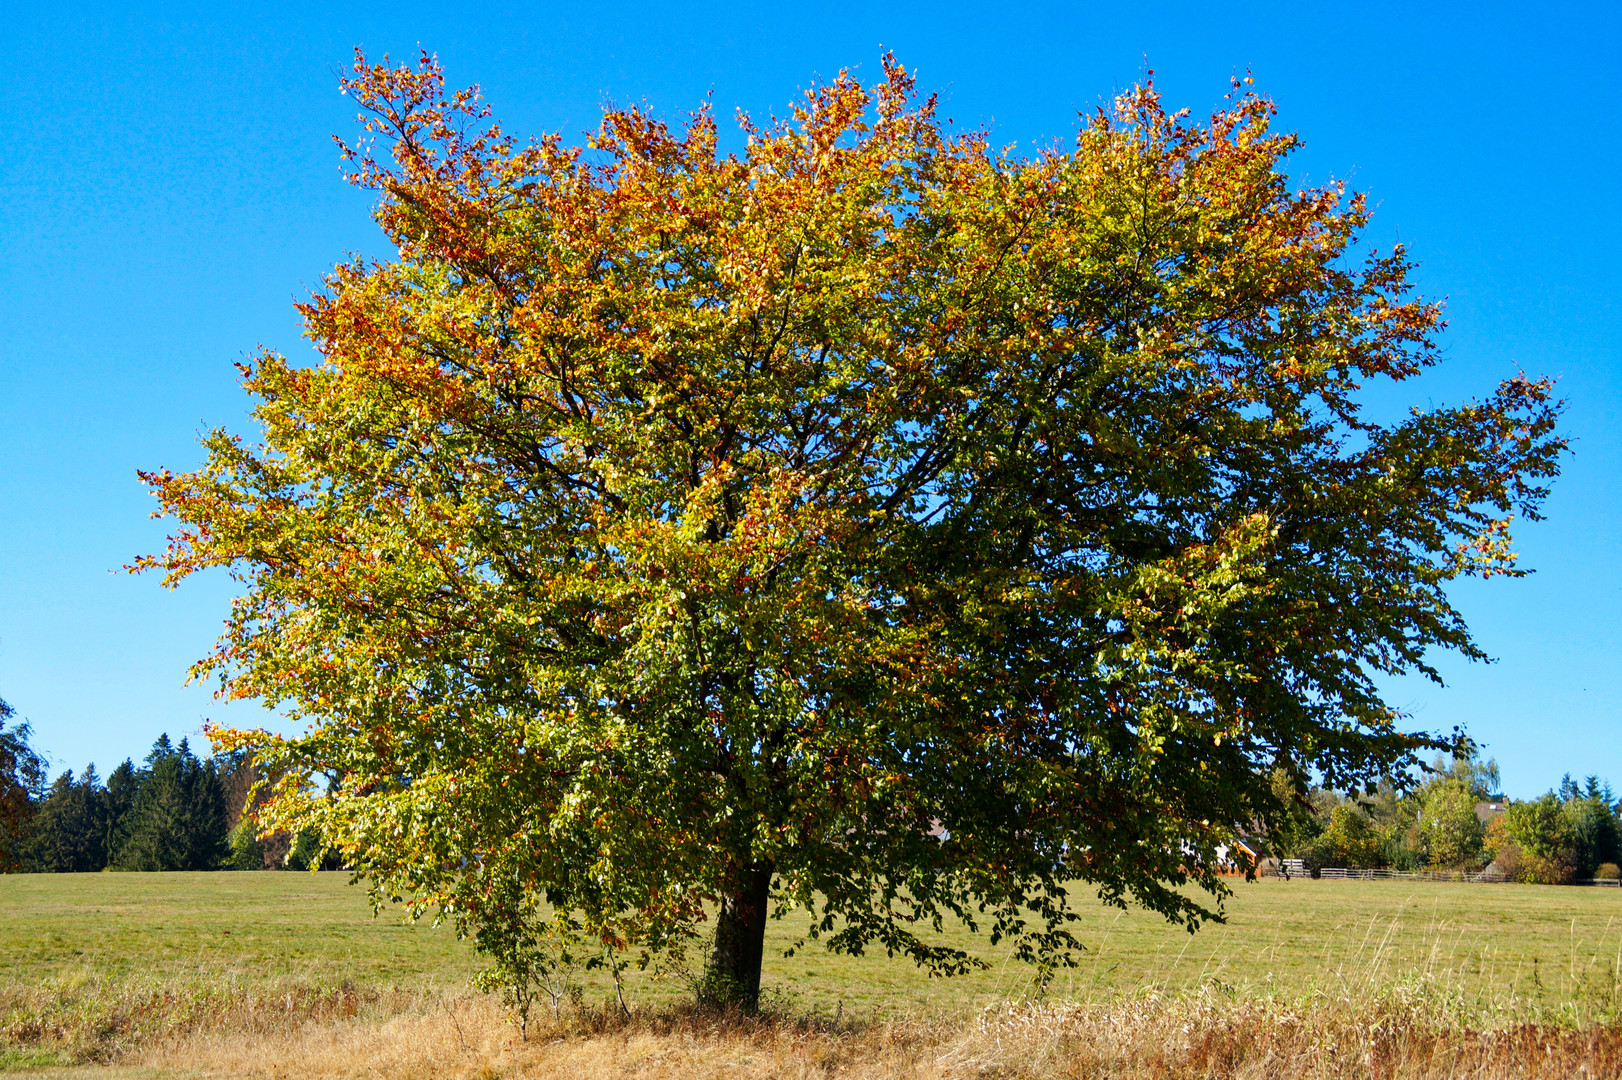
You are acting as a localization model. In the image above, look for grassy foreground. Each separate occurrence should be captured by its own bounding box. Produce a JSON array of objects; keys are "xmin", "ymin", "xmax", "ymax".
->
[{"xmin": 3, "ymin": 872, "xmax": 1622, "ymax": 1077}]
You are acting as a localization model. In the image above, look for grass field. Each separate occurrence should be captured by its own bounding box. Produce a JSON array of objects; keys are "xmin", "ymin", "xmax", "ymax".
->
[
  {"xmin": 4, "ymin": 871, "xmax": 1621, "ymax": 1014},
  {"xmin": 4, "ymin": 871, "xmax": 1622, "ymax": 1077},
  {"xmin": 0, "ymin": 872, "xmax": 479, "ymax": 989}
]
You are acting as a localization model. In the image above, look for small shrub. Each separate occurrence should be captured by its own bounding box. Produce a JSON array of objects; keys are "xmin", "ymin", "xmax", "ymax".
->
[
  {"xmin": 1492, "ymin": 839, "xmax": 1523, "ymax": 880},
  {"xmin": 1517, "ymin": 851, "xmax": 1576, "ymax": 885},
  {"xmin": 226, "ymin": 820, "xmax": 264, "ymax": 871},
  {"xmin": 472, "ymin": 913, "xmax": 587, "ymax": 1038},
  {"xmin": 1596, "ymin": 862, "xmax": 1620, "ymax": 880}
]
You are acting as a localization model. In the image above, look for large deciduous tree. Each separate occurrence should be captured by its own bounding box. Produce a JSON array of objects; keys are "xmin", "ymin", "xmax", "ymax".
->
[{"xmin": 139, "ymin": 53, "xmax": 1563, "ymax": 1007}]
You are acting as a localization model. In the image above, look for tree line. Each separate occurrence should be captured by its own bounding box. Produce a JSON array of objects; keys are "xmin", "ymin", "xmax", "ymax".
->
[
  {"xmin": 0, "ymin": 705, "xmax": 325, "ymax": 873},
  {"xmin": 1271, "ymin": 754, "xmax": 1621, "ymax": 884},
  {"xmin": 4, "ymin": 699, "xmax": 1615, "ymax": 885}
]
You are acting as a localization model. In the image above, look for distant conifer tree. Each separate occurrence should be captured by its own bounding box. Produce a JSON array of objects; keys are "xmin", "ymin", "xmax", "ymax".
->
[
  {"xmin": 113, "ymin": 736, "xmax": 229, "ymax": 871},
  {"xmin": 29, "ymin": 766, "xmax": 109, "ymax": 872},
  {"xmin": 103, "ymin": 758, "xmax": 139, "ymax": 865}
]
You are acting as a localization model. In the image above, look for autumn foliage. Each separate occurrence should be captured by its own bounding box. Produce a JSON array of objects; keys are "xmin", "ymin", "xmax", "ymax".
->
[{"xmin": 139, "ymin": 52, "xmax": 1563, "ymax": 1007}]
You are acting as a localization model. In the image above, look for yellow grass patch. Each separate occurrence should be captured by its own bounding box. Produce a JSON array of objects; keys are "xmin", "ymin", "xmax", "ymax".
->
[{"xmin": 11, "ymin": 991, "xmax": 1622, "ymax": 1079}]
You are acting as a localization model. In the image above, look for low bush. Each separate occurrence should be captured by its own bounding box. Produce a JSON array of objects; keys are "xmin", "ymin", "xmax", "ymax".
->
[{"xmin": 1518, "ymin": 852, "xmax": 1577, "ymax": 886}]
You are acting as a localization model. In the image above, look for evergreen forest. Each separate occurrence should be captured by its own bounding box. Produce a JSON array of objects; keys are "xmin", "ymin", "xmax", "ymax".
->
[{"xmin": 1, "ymin": 705, "xmax": 326, "ymax": 873}]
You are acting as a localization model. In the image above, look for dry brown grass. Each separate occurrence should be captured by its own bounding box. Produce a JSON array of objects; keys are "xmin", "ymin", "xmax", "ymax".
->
[{"xmin": 8, "ymin": 980, "xmax": 1622, "ymax": 1079}]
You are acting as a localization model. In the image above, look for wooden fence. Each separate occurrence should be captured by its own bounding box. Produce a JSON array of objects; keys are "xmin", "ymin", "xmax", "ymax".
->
[{"xmin": 1256, "ymin": 863, "xmax": 1622, "ymax": 886}]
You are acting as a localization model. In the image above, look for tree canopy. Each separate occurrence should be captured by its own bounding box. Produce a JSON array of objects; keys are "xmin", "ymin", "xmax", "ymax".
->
[{"xmin": 139, "ymin": 52, "xmax": 1564, "ymax": 1007}]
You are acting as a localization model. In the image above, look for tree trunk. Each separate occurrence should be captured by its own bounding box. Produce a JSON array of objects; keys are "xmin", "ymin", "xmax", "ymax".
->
[{"xmin": 704, "ymin": 860, "xmax": 773, "ymax": 1010}]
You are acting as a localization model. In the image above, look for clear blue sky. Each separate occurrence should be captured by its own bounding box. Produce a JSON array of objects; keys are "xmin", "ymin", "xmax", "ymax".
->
[{"xmin": 1, "ymin": 2, "xmax": 1616, "ymax": 796}]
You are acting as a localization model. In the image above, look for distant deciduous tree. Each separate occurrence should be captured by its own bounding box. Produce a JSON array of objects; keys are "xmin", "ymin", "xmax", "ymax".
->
[
  {"xmin": 141, "ymin": 53, "xmax": 1566, "ymax": 1008},
  {"xmin": 1554, "ymin": 775, "xmax": 1620, "ymax": 879},
  {"xmin": 0, "ymin": 698, "xmax": 45, "ymax": 872},
  {"xmin": 1504, "ymin": 795, "xmax": 1576, "ymax": 885},
  {"xmin": 1419, "ymin": 779, "xmax": 1486, "ymax": 871},
  {"xmin": 216, "ymin": 746, "xmax": 272, "ymax": 870},
  {"xmin": 1302, "ymin": 802, "xmax": 1384, "ymax": 870},
  {"xmin": 226, "ymin": 819, "xmax": 265, "ymax": 870}
]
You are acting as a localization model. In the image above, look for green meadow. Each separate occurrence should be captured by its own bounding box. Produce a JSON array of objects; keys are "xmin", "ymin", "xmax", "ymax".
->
[{"xmin": 3, "ymin": 871, "xmax": 1620, "ymax": 1017}]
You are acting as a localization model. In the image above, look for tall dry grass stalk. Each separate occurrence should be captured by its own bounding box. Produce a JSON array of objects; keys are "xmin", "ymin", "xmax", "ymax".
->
[
  {"xmin": 0, "ymin": 971, "xmax": 447, "ymax": 1070},
  {"xmin": 7, "ymin": 979, "xmax": 1622, "ymax": 1079}
]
